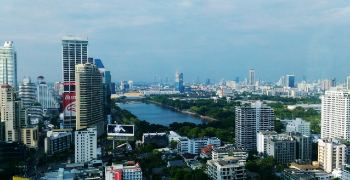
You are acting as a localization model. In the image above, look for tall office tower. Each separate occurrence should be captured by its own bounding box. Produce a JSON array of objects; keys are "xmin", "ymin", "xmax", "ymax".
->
[
  {"xmin": 321, "ymin": 80, "xmax": 330, "ymax": 91},
  {"xmin": 175, "ymin": 72, "xmax": 184, "ymax": 93},
  {"xmin": 75, "ymin": 63, "xmax": 104, "ymax": 135},
  {"xmin": 19, "ymin": 76, "xmax": 36, "ymax": 109},
  {"xmin": 286, "ymin": 74, "xmax": 295, "ymax": 88},
  {"xmin": 0, "ymin": 41, "xmax": 17, "ymax": 87},
  {"xmin": 0, "ymin": 85, "xmax": 28, "ymax": 141},
  {"xmin": 205, "ymin": 78, "xmax": 210, "ymax": 85},
  {"xmin": 347, "ymin": 76, "xmax": 350, "ymax": 90},
  {"xmin": 75, "ymin": 127, "xmax": 97, "ymax": 163},
  {"xmin": 111, "ymin": 82, "xmax": 116, "ymax": 94},
  {"xmin": 37, "ymin": 80, "xmax": 60, "ymax": 110},
  {"xmin": 249, "ymin": 69, "xmax": 255, "ymax": 85},
  {"xmin": 235, "ymin": 77, "xmax": 239, "ymax": 83},
  {"xmin": 321, "ymin": 90, "xmax": 350, "ymax": 139},
  {"xmin": 62, "ymin": 36, "xmax": 93, "ymax": 129},
  {"xmin": 331, "ymin": 78, "xmax": 336, "ymax": 87},
  {"xmin": 235, "ymin": 100, "xmax": 274, "ymax": 150},
  {"xmin": 128, "ymin": 80, "xmax": 134, "ymax": 89}
]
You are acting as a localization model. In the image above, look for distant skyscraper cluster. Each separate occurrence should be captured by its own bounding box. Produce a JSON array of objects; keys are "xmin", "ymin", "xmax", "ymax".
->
[{"xmin": 174, "ymin": 72, "xmax": 184, "ymax": 93}]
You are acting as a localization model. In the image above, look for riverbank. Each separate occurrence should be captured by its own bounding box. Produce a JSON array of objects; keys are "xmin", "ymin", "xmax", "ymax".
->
[{"xmin": 147, "ymin": 100, "xmax": 218, "ymax": 121}]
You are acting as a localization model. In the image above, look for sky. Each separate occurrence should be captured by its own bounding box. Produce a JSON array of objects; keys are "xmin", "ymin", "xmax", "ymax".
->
[{"xmin": 1, "ymin": 1, "xmax": 350, "ymax": 83}]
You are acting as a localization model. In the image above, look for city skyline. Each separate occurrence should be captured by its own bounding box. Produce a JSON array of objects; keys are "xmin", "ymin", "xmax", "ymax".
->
[{"xmin": 1, "ymin": 1, "xmax": 350, "ymax": 83}]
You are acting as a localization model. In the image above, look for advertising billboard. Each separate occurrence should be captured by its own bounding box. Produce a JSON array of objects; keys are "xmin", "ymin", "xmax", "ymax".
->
[
  {"xmin": 63, "ymin": 92, "xmax": 76, "ymax": 117},
  {"xmin": 107, "ymin": 124, "xmax": 134, "ymax": 136}
]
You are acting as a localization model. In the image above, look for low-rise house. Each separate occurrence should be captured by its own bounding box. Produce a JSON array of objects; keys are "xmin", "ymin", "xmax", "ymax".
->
[
  {"xmin": 182, "ymin": 153, "xmax": 197, "ymax": 162},
  {"xmin": 167, "ymin": 160, "xmax": 183, "ymax": 168},
  {"xmin": 200, "ymin": 144, "xmax": 216, "ymax": 158},
  {"xmin": 187, "ymin": 160, "xmax": 204, "ymax": 170}
]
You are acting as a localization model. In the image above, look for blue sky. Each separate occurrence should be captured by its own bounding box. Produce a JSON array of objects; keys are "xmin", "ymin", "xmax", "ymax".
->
[{"xmin": 1, "ymin": 1, "xmax": 350, "ymax": 83}]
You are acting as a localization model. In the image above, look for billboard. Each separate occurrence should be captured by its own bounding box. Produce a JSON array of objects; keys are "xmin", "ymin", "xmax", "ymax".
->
[
  {"xmin": 107, "ymin": 124, "xmax": 134, "ymax": 136},
  {"xmin": 63, "ymin": 92, "xmax": 76, "ymax": 117}
]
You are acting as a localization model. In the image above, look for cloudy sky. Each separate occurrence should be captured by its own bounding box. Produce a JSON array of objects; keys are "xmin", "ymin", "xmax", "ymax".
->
[{"xmin": 1, "ymin": 1, "xmax": 350, "ymax": 83}]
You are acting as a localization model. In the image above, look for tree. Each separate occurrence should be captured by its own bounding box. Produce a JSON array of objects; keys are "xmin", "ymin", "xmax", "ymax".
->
[
  {"xmin": 274, "ymin": 120, "xmax": 284, "ymax": 133},
  {"xmin": 169, "ymin": 140, "xmax": 178, "ymax": 149},
  {"xmin": 256, "ymin": 156, "xmax": 276, "ymax": 179}
]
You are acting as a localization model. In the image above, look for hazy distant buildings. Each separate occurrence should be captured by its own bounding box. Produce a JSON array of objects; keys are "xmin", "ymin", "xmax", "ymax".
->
[
  {"xmin": 321, "ymin": 79, "xmax": 330, "ymax": 91},
  {"xmin": 321, "ymin": 90, "xmax": 350, "ymax": 139},
  {"xmin": 75, "ymin": 63, "xmax": 104, "ymax": 135},
  {"xmin": 128, "ymin": 80, "xmax": 134, "ymax": 89},
  {"xmin": 235, "ymin": 77, "xmax": 240, "ymax": 83},
  {"xmin": 235, "ymin": 101, "xmax": 274, "ymax": 150},
  {"xmin": 331, "ymin": 78, "xmax": 336, "ymax": 87},
  {"xmin": 120, "ymin": 80, "xmax": 129, "ymax": 90},
  {"xmin": 249, "ymin": 69, "xmax": 255, "ymax": 85},
  {"xmin": 0, "ymin": 41, "xmax": 17, "ymax": 88},
  {"xmin": 286, "ymin": 74, "xmax": 295, "ymax": 88},
  {"xmin": 37, "ymin": 79, "xmax": 59, "ymax": 110},
  {"xmin": 175, "ymin": 72, "xmax": 184, "ymax": 93},
  {"xmin": 205, "ymin": 79, "xmax": 210, "ymax": 85},
  {"xmin": 111, "ymin": 82, "xmax": 116, "ymax": 94},
  {"xmin": 347, "ymin": 76, "xmax": 350, "ymax": 90}
]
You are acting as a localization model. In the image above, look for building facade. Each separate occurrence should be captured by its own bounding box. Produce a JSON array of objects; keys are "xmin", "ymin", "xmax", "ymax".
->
[
  {"xmin": 0, "ymin": 41, "xmax": 17, "ymax": 88},
  {"xmin": 105, "ymin": 162, "xmax": 142, "ymax": 180},
  {"xmin": 235, "ymin": 101, "xmax": 274, "ymax": 150},
  {"xmin": 177, "ymin": 137, "xmax": 221, "ymax": 154},
  {"xmin": 321, "ymin": 90, "xmax": 350, "ymax": 139},
  {"xmin": 318, "ymin": 139, "xmax": 347, "ymax": 173},
  {"xmin": 75, "ymin": 63, "xmax": 104, "ymax": 135},
  {"xmin": 37, "ymin": 81, "xmax": 59, "ymax": 110},
  {"xmin": 207, "ymin": 156, "xmax": 246, "ymax": 180},
  {"xmin": 75, "ymin": 128, "xmax": 97, "ymax": 163},
  {"xmin": 285, "ymin": 118, "xmax": 311, "ymax": 136},
  {"xmin": 44, "ymin": 130, "xmax": 73, "ymax": 156}
]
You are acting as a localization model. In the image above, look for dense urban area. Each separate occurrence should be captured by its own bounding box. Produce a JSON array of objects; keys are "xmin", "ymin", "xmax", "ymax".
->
[{"xmin": 1, "ymin": 37, "xmax": 350, "ymax": 180}]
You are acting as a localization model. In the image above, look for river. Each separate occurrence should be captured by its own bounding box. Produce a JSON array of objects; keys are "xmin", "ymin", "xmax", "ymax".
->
[{"xmin": 117, "ymin": 102, "xmax": 209, "ymax": 126}]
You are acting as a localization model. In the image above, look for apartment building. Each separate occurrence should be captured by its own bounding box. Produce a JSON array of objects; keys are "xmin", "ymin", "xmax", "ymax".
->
[
  {"xmin": 284, "ymin": 118, "xmax": 311, "ymax": 136},
  {"xmin": 177, "ymin": 137, "xmax": 221, "ymax": 154},
  {"xmin": 44, "ymin": 130, "xmax": 73, "ymax": 156},
  {"xmin": 235, "ymin": 100, "xmax": 274, "ymax": 150},
  {"xmin": 318, "ymin": 139, "xmax": 347, "ymax": 173},
  {"xmin": 207, "ymin": 156, "xmax": 246, "ymax": 180},
  {"xmin": 75, "ymin": 128, "xmax": 97, "ymax": 163}
]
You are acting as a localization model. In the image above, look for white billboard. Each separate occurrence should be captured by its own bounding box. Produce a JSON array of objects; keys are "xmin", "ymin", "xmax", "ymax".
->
[{"xmin": 107, "ymin": 124, "xmax": 134, "ymax": 137}]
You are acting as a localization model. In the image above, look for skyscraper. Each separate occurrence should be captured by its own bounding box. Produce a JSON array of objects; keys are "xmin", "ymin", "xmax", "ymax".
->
[
  {"xmin": 175, "ymin": 72, "xmax": 183, "ymax": 93},
  {"xmin": 347, "ymin": 76, "xmax": 350, "ymax": 90},
  {"xmin": 321, "ymin": 90, "xmax": 350, "ymax": 139},
  {"xmin": 331, "ymin": 78, "xmax": 336, "ymax": 87},
  {"xmin": 0, "ymin": 41, "xmax": 17, "ymax": 87},
  {"xmin": 286, "ymin": 74, "xmax": 295, "ymax": 88},
  {"xmin": 205, "ymin": 78, "xmax": 210, "ymax": 85},
  {"xmin": 75, "ymin": 63, "xmax": 104, "ymax": 135},
  {"xmin": 62, "ymin": 36, "xmax": 93, "ymax": 129},
  {"xmin": 37, "ymin": 77, "xmax": 60, "ymax": 110},
  {"xmin": 19, "ymin": 76, "xmax": 36, "ymax": 109},
  {"xmin": 321, "ymin": 79, "xmax": 330, "ymax": 91},
  {"xmin": 128, "ymin": 80, "xmax": 134, "ymax": 89},
  {"xmin": 249, "ymin": 69, "xmax": 255, "ymax": 85},
  {"xmin": 235, "ymin": 101, "xmax": 274, "ymax": 150}
]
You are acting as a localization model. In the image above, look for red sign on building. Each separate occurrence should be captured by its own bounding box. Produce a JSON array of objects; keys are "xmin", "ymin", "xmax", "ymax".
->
[{"xmin": 62, "ymin": 92, "xmax": 76, "ymax": 117}]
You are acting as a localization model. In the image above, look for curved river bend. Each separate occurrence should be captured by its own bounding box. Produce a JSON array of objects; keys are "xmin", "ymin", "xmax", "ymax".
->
[{"xmin": 118, "ymin": 102, "xmax": 209, "ymax": 126}]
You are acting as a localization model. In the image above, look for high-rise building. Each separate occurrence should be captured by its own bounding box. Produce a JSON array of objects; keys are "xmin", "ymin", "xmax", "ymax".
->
[
  {"xmin": 286, "ymin": 74, "xmax": 295, "ymax": 88},
  {"xmin": 207, "ymin": 156, "xmax": 246, "ymax": 180},
  {"xmin": 175, "ymin": 72, "xmax": 183, "ymax": 93},
  {"xmin": 111, "ymin": 82, "xmax": 116, "ymax": 94},
  {"xmin": 331, "ymin": 78, "xmax": 336, "ymax": 87},
  {"xmin": 235, "ymin": 100, "xmax": 274, "ymax": 150},
  {"xmin": 75, "ymin": 127, "xmax": 97, "ymax": 163},
  {"xmin": 19, "ymin": 76, "xmax": 36, "ymax": 109},
  {"xmin": 62, "ymin": 36, "xmax": 93, "ymax": 129},
  {"xmin": 177, "ymin": 137, "xmax": 221, "ymax": 154},
  {"xmin": 0, "ymin": 85, "xmax": 28, "ymax": 142},
  {"xmin": 75, "ymin": 63, "xmax": 104, "ymax": 135},
  {"xmin": 54, "ymin": 82, "xmax": 61, "ymax": 95},
  {"xmin": 284, "ymin": 118, "xmax": 311, "ymax": 136},
  {"xmin": 318, "ymin": 139, "xmax": 347, "ymax": 173},
  {"xmin": 235, "ymin": 77, "xmax": 239, "ymax": 83},
  {"xmin": 0, "ymin": 41, "xmax": 17, "ymax": 88},
  {"xmin": 128, "ymin": 80, "xmax": 134, "ymax": 89},
  {"xmin": 347, "ymin": 76, "xmax": 350, "ymax": 90},
  {"xmin": 44, "ymin": 130, "xmax": 73, "ymax": 156},
  {"xmin": 321, "ymin": 90, "xmax": 350, "ymax": 139},
  {"xmin": 37, "ymin": 80, "xmax": 60, "ymax": 110},
  {"xmin": 120, "ymin": 80, "xmax": 129, "ymax": 90},
  {"xmin": 249, "ymin": 69, "xmax": 255, "ymax": 85}
]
